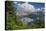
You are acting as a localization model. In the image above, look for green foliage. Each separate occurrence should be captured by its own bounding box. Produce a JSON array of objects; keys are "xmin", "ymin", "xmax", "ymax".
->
[{"xmin": 5, "ymin": 1, "xmax": 27, "ymax": 30}]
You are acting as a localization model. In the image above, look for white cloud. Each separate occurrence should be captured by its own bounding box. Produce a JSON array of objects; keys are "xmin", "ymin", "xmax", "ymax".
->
[
  {"xmin": 15, "ymin": 2, "xmax": 36, "ymax": 16},
  {"xmin": 41, "ymin": 7, "xmax": 44, "ymax": 10},
  {"xmin": 36, "ymin": 7, "xmax": 44, "ymax": 12},
  {"xmin": 37, "ymin": 8, "xmax": 41, "ymax": 10},
  {"xmin": 21, "ymin": 3, "xmax": 36, "ymax": 12},
  {"xmin": 21, "ymin": 17, "xmax": 34, "ymax": 23},
  {"xmin": 14, "ymin": 2, "xmax": 18, "ymax": 4},
  {"xmin": 36, "ymin": 8, "xmax": 41, "ymax": 11}
]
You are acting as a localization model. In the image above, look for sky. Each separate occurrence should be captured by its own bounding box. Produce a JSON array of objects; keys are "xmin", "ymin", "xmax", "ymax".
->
[
  {"xmin": 14, "ymin": 1, "xmax": 45, "ymax": 16},
  {"xmin": 14, "ymin": 1, "xmax": 44, "ymax": 9},
  {"xmin": 29, "ymin": 2, "xmax": 44, "ymax": 9}
]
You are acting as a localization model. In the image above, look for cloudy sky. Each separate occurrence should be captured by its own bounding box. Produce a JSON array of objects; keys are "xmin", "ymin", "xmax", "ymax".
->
[
  {"xmin": 14, "ymin": 1, "xmax": 45, "ymax": 16},
  {"xmin": 14, "ymin": 1, "xmax": 44, "ymax": 9}
]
